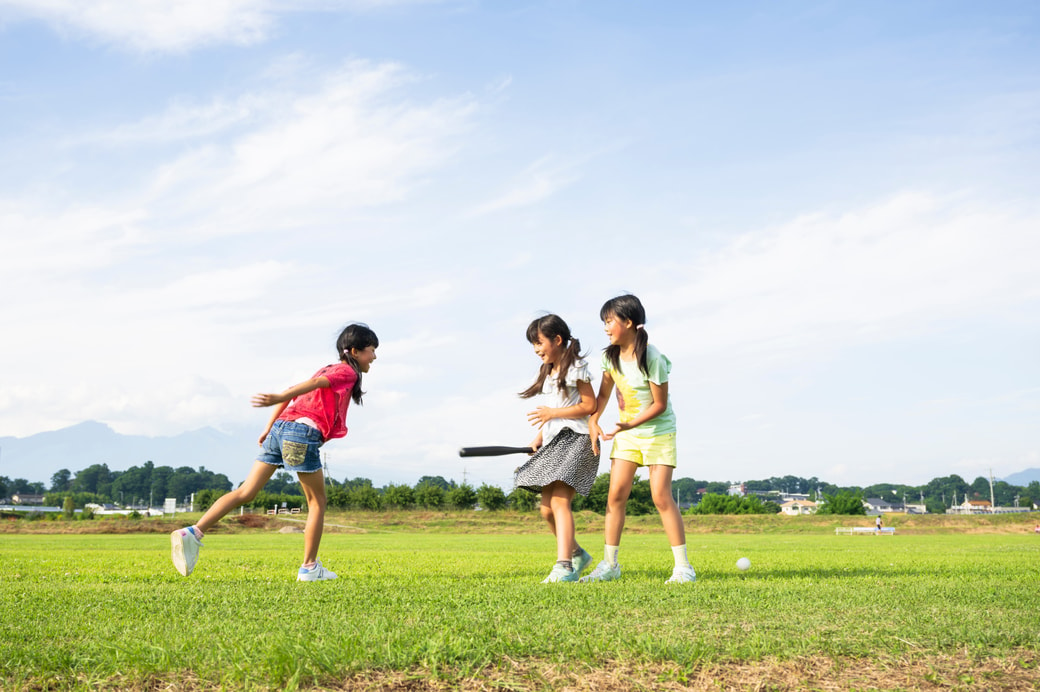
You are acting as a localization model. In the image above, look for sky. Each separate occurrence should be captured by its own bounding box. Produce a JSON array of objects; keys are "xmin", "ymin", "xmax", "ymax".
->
[{"xmin": 1, "ymin": 1, "xmax": 1038, "ymax": 491}]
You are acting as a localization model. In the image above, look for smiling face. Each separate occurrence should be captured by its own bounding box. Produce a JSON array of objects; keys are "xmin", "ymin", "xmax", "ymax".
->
[
  {"xmin": 602, "ymin": 312, "xmax": 633, "ymax": 346},
  {"xmin": 350, "ymin": 345, "xmax": 378, "ymax": 372},
  {"xmin": 532, "ymin": 332, "xmax": 565, "ymax": 367}
]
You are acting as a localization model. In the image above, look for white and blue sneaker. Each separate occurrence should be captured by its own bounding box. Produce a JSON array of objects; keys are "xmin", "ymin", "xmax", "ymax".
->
[
  {"xmin": 579, "ymin": 560, "xmax": 621, "ymax": 583},
  {"xmin": 170, "ymin": 526, "xmax": 203, "ymax": 577},
  {"xmin": 541, "ymin": 563, "xmax": 578, "ymax": 583},
  {"xmin": 297, "ymin": 558, "xmax": 338, "ymax": 582},
  {"xmin": 665, "ymin": 564, "xmax": 697, "ymax": 584},
  {"xmin": 572, "ymin": 548, "xmax": 593, "ymax": 577}
]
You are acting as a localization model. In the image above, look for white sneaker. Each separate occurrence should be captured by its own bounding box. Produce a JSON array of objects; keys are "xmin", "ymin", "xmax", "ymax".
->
[
  {"xmin": 666, "ymin": 564, "xmax": 697, "ymax": 584},
  {"xmin": 297, "ymin": 558, "xmax": 338, "ymax": 582},
  {"xmin": 170, "ymin": 527, "xmax": 202, "ymax": 577},
  {"xmin": 579, "ymin": 560, "xmax": 621, "ymax": 583}
]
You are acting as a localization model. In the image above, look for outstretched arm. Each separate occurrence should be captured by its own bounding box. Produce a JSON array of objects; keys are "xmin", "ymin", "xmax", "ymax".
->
[{"xmin": 253, "ymin": 376, "xmax": 330, "ymax": 445}]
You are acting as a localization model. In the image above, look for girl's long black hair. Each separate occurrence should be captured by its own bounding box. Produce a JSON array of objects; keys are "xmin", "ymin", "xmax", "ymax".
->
[
  {"xmin": 336, "ymin": 323, "xmax": 379, "ymax": 405},
  {"xmin": 519, "ymin": 314, "xmax": 585, "ymax": 399},
  {"xmin": 600, "ymin": 294, "xmax": 649, "ymax": 376}
]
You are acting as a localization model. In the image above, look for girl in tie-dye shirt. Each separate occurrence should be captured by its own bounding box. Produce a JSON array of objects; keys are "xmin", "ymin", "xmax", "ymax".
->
[{"xmin": 583, "ymin": 294, "xmax": 696, "ymax": 585}]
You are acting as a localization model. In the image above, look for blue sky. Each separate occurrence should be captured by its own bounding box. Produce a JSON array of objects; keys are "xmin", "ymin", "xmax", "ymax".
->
[{"xmin": 1, "ymin": 1, "xmax": 1037, "ymax": 491}]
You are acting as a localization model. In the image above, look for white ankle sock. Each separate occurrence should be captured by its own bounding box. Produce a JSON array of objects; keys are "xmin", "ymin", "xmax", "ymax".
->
[
  {"xmin": 671, "ymin": 544, "xmax": 689, "ymax": 568},
  {"xmin": 605, "ymin": 545, "xmax": 619, "ymax": 566}
]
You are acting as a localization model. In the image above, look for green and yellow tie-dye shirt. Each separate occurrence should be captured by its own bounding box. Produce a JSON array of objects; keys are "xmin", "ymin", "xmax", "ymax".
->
[{"xmin": 600, "ymin": 344, "xmax": 677, "ymax": 437}]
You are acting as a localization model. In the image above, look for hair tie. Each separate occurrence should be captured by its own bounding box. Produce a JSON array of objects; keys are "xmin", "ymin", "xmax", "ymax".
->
[{"xmin": 636, "ymin": 324, "xmax": 645, "ymax": 330}]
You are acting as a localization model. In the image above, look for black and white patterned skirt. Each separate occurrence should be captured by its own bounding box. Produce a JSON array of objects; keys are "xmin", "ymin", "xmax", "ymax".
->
[{"xmin": 513, "ymin": 427, "xmax": 600, "ymax": 496}]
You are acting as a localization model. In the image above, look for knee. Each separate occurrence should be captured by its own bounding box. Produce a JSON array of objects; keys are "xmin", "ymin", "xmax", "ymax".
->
[
  {"xmin": 652, "ymin": 490, "xmax": 676, "ymax": 513},
  {"xmin": 550, "ymin": 495, "xmax": 571, "ymax": 513},
  {"xmin": 539, "ymin": 504, "xmax": 554, "ymax": 522}
]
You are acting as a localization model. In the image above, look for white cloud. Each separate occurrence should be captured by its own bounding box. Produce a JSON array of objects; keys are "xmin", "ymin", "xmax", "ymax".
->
[
  {"xmin": 466, "ymin": 156, "xmax": 580, "ymax": 217},
  {"xmin": 652, "ymin": 192, "xmax": 1040, "ymax": 363},
  {"xmin": 0, "ymin": 0, "xmax": 456, "ymax": 52},
  {"xmin": 0, "ymin": 0, "xmax": 274, "ymax": 52},
  {"xmin": 144, "ymin": 61, "xmax": 477, "ymax": 236}
]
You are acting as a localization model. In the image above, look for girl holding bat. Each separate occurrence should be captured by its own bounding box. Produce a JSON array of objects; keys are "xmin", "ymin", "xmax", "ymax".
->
[
  {"xmin": 582, "ymin": 294, "xmax": 696, "ymax": 584},
  {"xmin": 170, "ymin": 323, "xmax": 379, "ymax": 582},
  {"xmin": 514, "ymin": 314, "xmax": 599, "ymax": 583}
]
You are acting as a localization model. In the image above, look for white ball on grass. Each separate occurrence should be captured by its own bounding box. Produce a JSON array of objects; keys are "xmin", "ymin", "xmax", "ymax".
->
[{"xmin": 736, "ymin": 557, "xmax": 751, "ymax": 571}]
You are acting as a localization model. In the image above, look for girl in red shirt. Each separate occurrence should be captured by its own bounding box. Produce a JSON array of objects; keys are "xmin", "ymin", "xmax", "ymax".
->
[{"xmin": 171, "ymin": 323, "xmax": 378, "ymax": 581}]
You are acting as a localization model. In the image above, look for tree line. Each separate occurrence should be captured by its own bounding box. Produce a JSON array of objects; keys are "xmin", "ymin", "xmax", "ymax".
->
[{"xmin": 2, "ymin": 464, "xmax": 1037, "ymax": 516}]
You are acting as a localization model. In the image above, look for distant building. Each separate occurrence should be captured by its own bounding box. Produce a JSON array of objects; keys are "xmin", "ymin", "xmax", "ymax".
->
[
  {"xmin": 728, "ymin": 483, "xmax": 746, "ymax": 497},
  {"xmin": 863, "ymin": 498, "xmax": 903, "ymax": 514},
  {"xmin": 780, "ymin": 499, "xmax": 817, "ymax": 516},
  {"xmin": 946, "ymin": 499, "xmax": 1031, "ymax": 515},
  {"xmin": 10, "ymin": 493, "xmax": 45, "ymax": 505}
]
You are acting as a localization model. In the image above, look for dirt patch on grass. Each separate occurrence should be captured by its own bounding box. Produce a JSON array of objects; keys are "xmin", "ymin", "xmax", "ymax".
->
[{"xmin": 19, "ymin": 652, "xmax": 1039, "ymax": 691}]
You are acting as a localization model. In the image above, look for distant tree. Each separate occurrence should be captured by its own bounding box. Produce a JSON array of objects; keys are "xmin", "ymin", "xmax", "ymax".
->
[
  {"xmin": 702, "ymin": 481, "xmax": 730, "ymax": 495},
  {"xmin": 71, "ymin": 463, "xmax": 114, "ymax": 497},
  {"xmin": 816, "ymin": 491, "xmax": 866, "ymax": 515},
  {"xmin": 507, "ymin": 487, "xmax": 537, "ymax": 511},
  {"xmin": 626, "ymin": 478, "xmax": 654, "ymax": 516},
  {"xmin": 326, "ymin": 485, "xmax": 349, "ymax": 509},
  {"xmin": 62, "ymin": 495, "xmax": 75, "ymax": 519},
  {"xmin": 1027, "ymin": 482, "xmax": 1040, "ymax": 508},
  {"xmin": 416, "ymin": 476, "xmax": 452, "ymax": 491},
  {"xmin": 445, "ymin": 483, "xmax": 478, "ymax": 510},
  {"xmin": 689, "ymin": 493, "xmax": 776, "ymax": 515},
  {"xmin": 0, "ymin": 476, "xmax": 8, "ymax": 499},
  {"xmin": 50, "ymin": 469, "xmax": 72, "ymax": 493},
  {"xmin": 969, "ymin": 476, "xmax": 991, "ymax": 501},
  {"xmin": 265, "ymin": 472, "xmax": 301, "ymax": 495},
  {"xmin": 584, "ymin": 474, "xmax": 611, "ymax": 514},
  {"xmin": 414, "ymin": 482, "xmax": 445, "ymax": 508},
  {"xmin": 382, "ymin": 484, "xmax": 415, "ymax": 509},
  {"xmin": 194, "ymin": 488, "xmax": 224, "ymax": 513},
  {"xmin": 476, "ymin": 484, "xmax": 507, "ymax": 511},
  {"xmin": 348, "ymin": 485, "xmax": 383, "ymax": 510},
  {"xmin": 342, "ymin": 477, "xmax": 375, "ymax": 490}
]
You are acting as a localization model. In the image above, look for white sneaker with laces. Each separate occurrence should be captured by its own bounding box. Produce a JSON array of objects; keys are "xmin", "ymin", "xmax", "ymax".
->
[
  {"xmin": 579, "ymin": 560, "xmax": 621, "ymax": 583},
  {"xmin": 170, "ymin": 527, "xmax": 202, "ymax": 577},
  {"xmin": 297, "ymin": 558, "xmax": 338, "ymax": 582},
  {"xmin": 666, "ymin": 564, "xmax": 697, "ymax": 584}
]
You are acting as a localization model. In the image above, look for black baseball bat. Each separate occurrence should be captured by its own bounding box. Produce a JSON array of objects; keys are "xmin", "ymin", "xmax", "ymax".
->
[{"xmin": 458, "ymin": 445, "xmax": 535, "ymax": 457}]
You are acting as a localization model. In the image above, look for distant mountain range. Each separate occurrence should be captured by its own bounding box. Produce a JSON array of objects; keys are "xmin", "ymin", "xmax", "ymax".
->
[
  {"xmin": 0, "ymin": 421, "xmax": 256, "ymax": 485},
  {"xmin": 3, "ymin": 421, "xmax": 1040, "ymax": 490},
  {"xmin": 1000, "ymin": 468, "xmax": 1040, "ymax": 486}
]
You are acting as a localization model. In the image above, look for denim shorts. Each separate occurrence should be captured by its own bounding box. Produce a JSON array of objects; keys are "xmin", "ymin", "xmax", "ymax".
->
[{"xmin": 257, "ymin": 419, "xmax": 324, "ymax": 473}]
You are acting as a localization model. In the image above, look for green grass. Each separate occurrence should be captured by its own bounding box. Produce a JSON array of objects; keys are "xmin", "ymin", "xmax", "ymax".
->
[{"xmin": 1, "ymin": 528, "xmax": 1038, "ymax": 689}]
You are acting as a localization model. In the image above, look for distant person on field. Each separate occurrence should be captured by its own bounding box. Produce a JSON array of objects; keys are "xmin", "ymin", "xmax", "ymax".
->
[
  {"xmin": 875, "ymin": 515, "xmax": 883, "ymax": 534},
  {"xmin": 513, "ymin": 314, "xmax": 599, "ymax": 583},
  {"xmin": 582, "ymin": 294, "xmax": 696, "ymax": 584},
  {"xmin": 170, "ymin": 323, "xmax": 379, "ymax": 582}
]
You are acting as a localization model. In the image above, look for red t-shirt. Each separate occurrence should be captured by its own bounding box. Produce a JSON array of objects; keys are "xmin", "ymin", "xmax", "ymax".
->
[{"xmin": 278, "ymin": 362, "xmax": 358, "ymax": 441}]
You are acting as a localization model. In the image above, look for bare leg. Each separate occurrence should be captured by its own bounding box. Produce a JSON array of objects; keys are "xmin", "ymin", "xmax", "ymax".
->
[
  {"xmin": 649, "ymin": 464, "xmax": 686, "ymax": 546},
  {"xmin": 604, "ymin": 459, "xmax": 638, "ymax": 546},
  {"xmin": 546, "ymin": 481, "xmax": 577, "ymax": 561},
  {"xmin": 296, "ymin": 469, "xmax": 327, "ymax": 565},
  {"xmin": 196, "ymin": 461, "xmax": 277, "ymax": 533}
]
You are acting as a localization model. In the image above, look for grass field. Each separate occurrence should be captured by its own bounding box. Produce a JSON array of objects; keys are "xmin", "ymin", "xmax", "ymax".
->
[{"xmin": 1, "ymin": 513, "xmax": 1039, "ymax": 691}]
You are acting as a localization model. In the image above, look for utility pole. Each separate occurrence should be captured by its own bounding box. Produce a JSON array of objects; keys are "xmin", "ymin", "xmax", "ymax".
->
[{"xmin": 989, "ymin": 468, "xmax": 996, "ymax": 512}]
